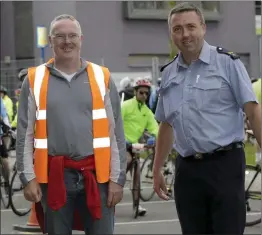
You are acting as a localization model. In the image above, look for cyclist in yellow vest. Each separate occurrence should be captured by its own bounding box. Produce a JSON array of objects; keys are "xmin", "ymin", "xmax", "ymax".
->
[
  {"xmin": 121, "ymin": 77, "xmax": 159, "ymax": 216},
  {"xmin": 11, "ymin": 70, "xmax": 27, "ymax": 129},
  {"xmin": 16, "ymin": 14, "xmax": 127, "ymax": 234},
  {"xmin": 0, "ymin": 85, "xmax": 13, "ymax": 122}
]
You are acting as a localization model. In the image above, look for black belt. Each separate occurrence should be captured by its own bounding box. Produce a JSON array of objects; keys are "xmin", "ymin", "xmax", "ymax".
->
[{"xmin": 185, "ymin": 142, "xmax": 244, "ymax": 160}]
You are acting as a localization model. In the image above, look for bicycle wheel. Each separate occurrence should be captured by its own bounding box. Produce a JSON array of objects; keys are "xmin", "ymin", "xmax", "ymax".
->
[
  {"xmin": 9, "ymin": 170, "xmax": 31, "ymax": 216},
  {"xmin": 0, "ymin": 181, "xmax": 10, "ymax": 208},
  {"xmin": 132, "ymin": 159, "xmax": 140, "ymax": 219},
  {"xmin": 140, "ymin": 154, "xmax": 155, "ymax": 202},
  {"xmin": 245, "ymin": 165, "xmax": 261, "ymax": 226},
  {"xmin": 0, "ymin": 159, "xmax": 10, "ymax": 208}
]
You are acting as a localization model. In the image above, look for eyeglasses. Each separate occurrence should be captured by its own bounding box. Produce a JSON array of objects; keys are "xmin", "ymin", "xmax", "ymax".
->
[
  {"xmin": 53, "ymin": 33, "xmax": 80, "ymax": 42},
  {"xmin": 139, "ymin": 91, "xmax": 149, "ymax": 96}
]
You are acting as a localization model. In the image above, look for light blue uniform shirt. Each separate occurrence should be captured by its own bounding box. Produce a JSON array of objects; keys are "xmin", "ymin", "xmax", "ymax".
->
[
  {"xmin": 155, "ymin": 41, "xmax": 258, "ymax": 157},
  {"xmin": 0, "ymin": 98, "xmax": 8, "ymax": 136}
]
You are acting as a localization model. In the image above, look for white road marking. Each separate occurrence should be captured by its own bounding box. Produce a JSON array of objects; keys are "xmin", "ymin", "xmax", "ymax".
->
[
  {"xmin": 117, "ymin": 200, "xmax": 174, "ymax": 207},
  {"xmin": 115, "ymin": 218, "xmax": 179, "ymax": 225},
  {"xmin": 1, "ymin": 200, "xmax": 173, "ymax": 212}
]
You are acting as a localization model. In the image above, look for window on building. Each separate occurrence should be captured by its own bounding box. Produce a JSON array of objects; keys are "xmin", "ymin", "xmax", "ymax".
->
[
  {"xmin": 255, "ymin": 1, "xmax": 261, "ymax": 15},
  {"xmin": 201, "ymin": 1, "xmax": 219, "ymax": 13},
  {"xmin": 132, "ymin": 1, "xmax": 169, "ymax": 10},
  {"xmin": 123, "ymin": 1, "xmax": 221, "ymax": 21}
]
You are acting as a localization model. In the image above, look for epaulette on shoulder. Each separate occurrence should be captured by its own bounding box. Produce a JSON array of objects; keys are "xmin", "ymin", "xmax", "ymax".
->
[
  {"xmin": 160, "ymin": 54, "xmax": 178, "ymax": 72},
  {"xmin": 216, "ymin": 47, "xmax": 240, "ymax": 60}
]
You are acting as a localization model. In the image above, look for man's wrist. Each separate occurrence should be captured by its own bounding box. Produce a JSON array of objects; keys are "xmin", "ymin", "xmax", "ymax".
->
[
  {"xmin": 153, "ymin": 165, "xmax": 161, "ymax": 175},
  {"xmin": 109, "ymin": 179, "xmax": 124, "ymax": 187},
  {"xmin": 18, "ymin": 172, "xmax": 36, "ymax": 187}
]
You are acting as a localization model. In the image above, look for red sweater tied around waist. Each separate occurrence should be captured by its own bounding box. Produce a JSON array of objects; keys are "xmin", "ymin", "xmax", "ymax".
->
[{"xmin": 35, "ymin": 155, "xmax": 101, "ymax": 233}]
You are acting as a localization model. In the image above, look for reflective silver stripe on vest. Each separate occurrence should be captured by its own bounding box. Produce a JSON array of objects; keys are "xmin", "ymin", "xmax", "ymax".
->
[
  {"xmin": 34, "ymin": 139, "xmax": 48, "ymax": 149},
  {"xmin": 90, "ymin": 63, "xmax": 106, "ymax": 100}
]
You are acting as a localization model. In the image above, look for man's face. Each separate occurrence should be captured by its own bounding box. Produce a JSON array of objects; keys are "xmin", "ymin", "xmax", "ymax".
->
[
  {"xmin": 135, "ymin": 87, "xmax": 150, "ymax": 103},
  {"xmin": 169, "ymin": 11, "xmax": 206, "ymax": 54},
  {"xmin": 0, "ymin": 92, "xmax": 4, "ymax": 98},
  {"xmin": 49, "ymin": 19, "xmax": 83, "ymax": 60}
]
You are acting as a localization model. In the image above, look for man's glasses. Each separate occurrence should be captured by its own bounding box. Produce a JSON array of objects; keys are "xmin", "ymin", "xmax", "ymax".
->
[{"xmin": 53, "ymin": 33, "xmax": 80, "ymax": 42}]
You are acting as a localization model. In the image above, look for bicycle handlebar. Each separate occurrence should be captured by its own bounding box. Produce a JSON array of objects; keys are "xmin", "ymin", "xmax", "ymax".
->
[{"xmin": 131, "ymin": 143, "xmax": 155, "ymax": 153}]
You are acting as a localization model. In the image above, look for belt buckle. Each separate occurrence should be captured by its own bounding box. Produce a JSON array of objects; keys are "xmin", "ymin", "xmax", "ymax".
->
[{"xmin": 194, "ymin": 153, "xmax": 203, "ymax": 160}]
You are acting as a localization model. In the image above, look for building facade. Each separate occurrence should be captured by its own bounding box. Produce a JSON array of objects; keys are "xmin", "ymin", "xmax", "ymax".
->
[{"xmin": 1, "ymin": 1, "xmax": 261, "ymax": 79}]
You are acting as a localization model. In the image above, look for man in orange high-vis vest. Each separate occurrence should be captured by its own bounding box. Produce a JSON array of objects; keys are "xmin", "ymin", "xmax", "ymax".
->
[{"xmin": 16, "ymin": 14, "xmax": 127, "ymax": 235}]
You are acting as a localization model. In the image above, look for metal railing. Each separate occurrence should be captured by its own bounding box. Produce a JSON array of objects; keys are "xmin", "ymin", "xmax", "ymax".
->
[{"xmin": 0, "ymin": 58, "xmax": 42, "ymax": 100}]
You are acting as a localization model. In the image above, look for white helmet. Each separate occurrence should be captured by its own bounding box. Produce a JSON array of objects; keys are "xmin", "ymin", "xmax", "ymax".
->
[{"xmin": 119, "ymin": 77, "xmax": 131, "ymax": 90}]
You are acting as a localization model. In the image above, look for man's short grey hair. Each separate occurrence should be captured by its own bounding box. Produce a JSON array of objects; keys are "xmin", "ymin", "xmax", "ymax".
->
[
  {"xmin": 168, "ymin": 2, "xmax": 205, "ymax": 28},
  {"xmin": 49, "ymin": 14, "xmax": 82, "ymax": 36}
]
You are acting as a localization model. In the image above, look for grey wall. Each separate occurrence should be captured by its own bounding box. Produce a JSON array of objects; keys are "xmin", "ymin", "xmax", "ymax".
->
[
  {"xmin": 32, "ymin": 1, "xmax": 77, "ymax": 61},
  {"xmin": 1, "ymin": 1, "xmax": 260, "ymax": 78},
  {"xmin": 76, "ymin": 1, "xmax": 170, "ymax": 72},
  {"xmin": 75, "ymin": 1, "xmax": 259, "ymax": 76},
  {"xmin": 204, "ymin": 1, "xmax": 259, "ymax": 77},
  {"xmin": 13, "ymin": 1, "xmax": 34, "ymax": 59},
  {"xmin": 1, "ymin": 2, "xmax": 16, "ymax": 61}
]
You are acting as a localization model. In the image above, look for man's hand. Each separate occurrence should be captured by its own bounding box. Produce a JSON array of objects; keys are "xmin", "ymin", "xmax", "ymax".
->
[
  {"xmin": 153, "ymin": 170, "xmax": 169, "ymax": 201},
  {"xmin": 107, "ymin": 180, "xmax": 123, "ymax": 207},
  {"xmin": 24, "ymin": 178, "xmax": 42, "ymax": 203}
]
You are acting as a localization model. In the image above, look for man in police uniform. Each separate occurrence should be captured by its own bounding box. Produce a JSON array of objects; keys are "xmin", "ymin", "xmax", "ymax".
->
[{"xmin": 152, "ymin": 2, "xmax": 261, "ymax": 234}]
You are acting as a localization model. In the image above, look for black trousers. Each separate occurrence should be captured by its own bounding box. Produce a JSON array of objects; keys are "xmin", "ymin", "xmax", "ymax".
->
[{"xmin": 174, "ymin": 147, "xmax": 246, "ymax": 234}]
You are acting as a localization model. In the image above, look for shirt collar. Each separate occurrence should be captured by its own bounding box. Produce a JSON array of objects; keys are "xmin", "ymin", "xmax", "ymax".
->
[
  {"xmin": 199, "ymin": 40, "xmax": 211, "ymax": 64},
  {"xmin": 46, "ymin": 57, "xmax": 88, "ymax": 69}
]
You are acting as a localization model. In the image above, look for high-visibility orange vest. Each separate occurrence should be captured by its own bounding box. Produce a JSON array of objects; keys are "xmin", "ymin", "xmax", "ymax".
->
[{"xmin": 27, "ymin": 58, "xmax": 111, "ymax": 184}]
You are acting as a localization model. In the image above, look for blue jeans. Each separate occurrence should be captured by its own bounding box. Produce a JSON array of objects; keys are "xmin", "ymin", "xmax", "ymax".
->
[{"xmin": 40, "ymin": 168, "xmax": 114, "ymax": 235}]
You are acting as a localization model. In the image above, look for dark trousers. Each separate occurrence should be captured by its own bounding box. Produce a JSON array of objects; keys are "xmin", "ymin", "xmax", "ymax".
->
[{"xmin": 174, "ymin": 147, "xmax": 246, "ymax": 234}]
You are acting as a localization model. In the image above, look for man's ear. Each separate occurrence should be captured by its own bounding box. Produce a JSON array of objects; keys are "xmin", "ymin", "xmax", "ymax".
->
[{"xmin": 48, "ymin": 36, "xmax": 52, "ymax": 48}]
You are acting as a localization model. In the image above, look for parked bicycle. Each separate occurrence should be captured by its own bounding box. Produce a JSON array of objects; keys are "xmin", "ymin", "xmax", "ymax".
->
[
  {"xmin": 9, "ymin": 160, "xmax": 31, "ymax": 216},
  {"xmin": 0, "ymin": 125, "xmax": 31, "ymax": 216},
  {"xmin": 0, "ymin": 156, "xmax": 10, "ymax": 208},
  {"xmin": 0, "ymin": 126, "xmax": 16, "ymax": 209}
]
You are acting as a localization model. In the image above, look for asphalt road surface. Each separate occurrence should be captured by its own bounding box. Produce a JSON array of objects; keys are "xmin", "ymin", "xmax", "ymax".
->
[{"xmin": 1, "ymin": 156, "xmax": 261, "ymax": 234}]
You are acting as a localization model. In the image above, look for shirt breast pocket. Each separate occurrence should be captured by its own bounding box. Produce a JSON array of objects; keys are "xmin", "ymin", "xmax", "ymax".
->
[
  {"xmin": 192, "ymin": 77, "xmax": 222, "ymax": 111},
  {"xmin": 160, "ymin": 79, "xmax": 183, "ymax": 122}
]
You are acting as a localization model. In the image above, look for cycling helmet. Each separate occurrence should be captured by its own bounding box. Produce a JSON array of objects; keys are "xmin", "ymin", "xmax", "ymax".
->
[
  {"xmin": 133, "ymin": 77, "xmax": 151, "ymax": 89},
  {"xmin": 119, "ymin": 77, "xmax": 131, "ymax": 90},
  {"xmin": 0, "ymin": 85, "xmax": 7, "ymax": 94},
  {"xmin": 144, "ymin": 75, "xmax": 152, "ymax": 82}
]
